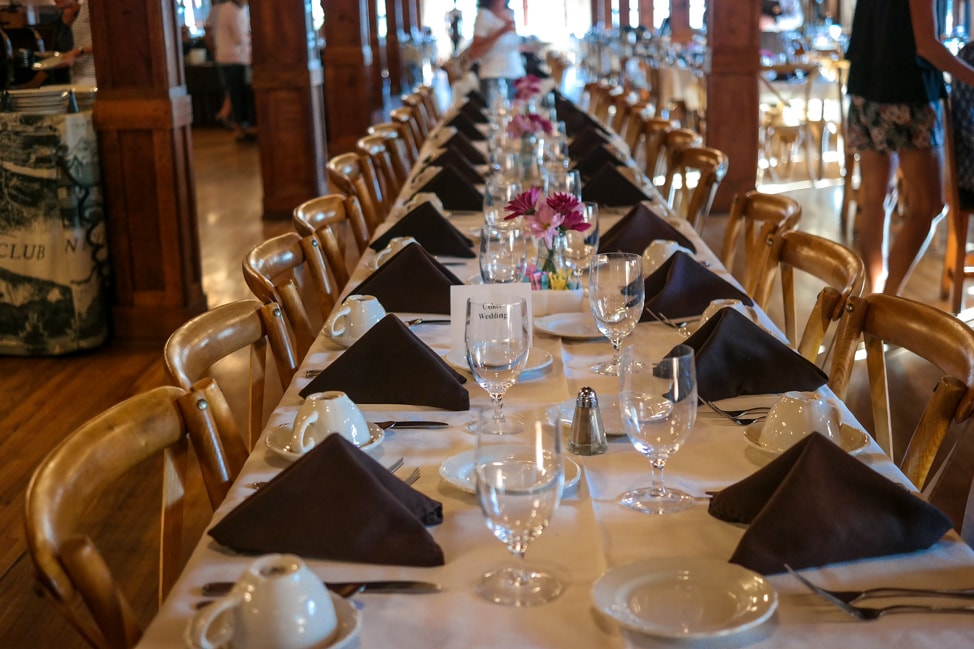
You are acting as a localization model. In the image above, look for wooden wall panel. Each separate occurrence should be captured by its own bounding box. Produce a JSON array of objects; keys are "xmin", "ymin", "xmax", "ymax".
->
[{"xmin": 324, "ymin": 0, "xmax": 376, "ymax": 154}]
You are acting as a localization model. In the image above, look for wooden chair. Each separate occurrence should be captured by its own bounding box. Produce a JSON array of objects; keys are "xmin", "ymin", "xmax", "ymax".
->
[
  {"xmin": 165, "ymin": 298, "xmax": 298, "ymax": 451},
  {"xmin": 414, "ymin": 84, "xmax": 443, "ymax": 124},
  {"xmin": 829, "ymin": 293, "xmax": 974, "ymax": 489},
  {"xmin": 721, "ymin": 190, "xmax": 802, "ymax": 295},
  {"xmin": 356, "ymin": 133, "xmax": 401, "ymax": 212},
  {"xmin": 752, "ymin": 229, "xmax": 865, "ymax": 363},
  {"xmin": 402, "ymin": 92, "xmax": 435, "ymax": 139},
  {"xmin": 293, "ymin": 193, "xmax": 370, "ymax": 277},
  {"xmin": 242, "ymin": 232, "xmax": 337, "ymax": 358},
  {"xmin": 941, "ymin": 97, "xmax": 974, "ymax": 314},
  {"xmin": 662, "ymin": 145, "xmax": 729, "ymax": 233},
  {"xmin": 24, "ymin": 385, "xmax": 236, "ymax": 649},
  {"xmin": 365, "ymin": 123, "xmax": 414, "ymax": 183},
  {"xmin": 389, "ymin": 106, "xmax": 426, "ymax": 156},
  {"xmin": 758, "ymin": 62, "xmax": 821, "ymax": 183},
  {"xmin": 325, "ymin": 152, "xmax": 386, "ymax": 236},
  {"xmin": 639, "ymin": 115, "xmax": 675, "ymax": 183},
  {"xmin": 658, "ymin": 127, "xmax": 703, "ymax": 200}
]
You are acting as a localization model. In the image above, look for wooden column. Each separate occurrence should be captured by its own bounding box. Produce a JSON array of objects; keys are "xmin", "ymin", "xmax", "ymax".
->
[
  {"xmin": 251, "ymin": 0, "xmax": 328, "ymax": 219},
  {"xmin": 368, "ymin": 0, "xmax": 385, "ymax": 113},
  {"xmin": 384, "ymin": 0, "xmax": 404, "ymax": 94},
  {"xmin": 324, "ymin": 0, "xmax": 376, "ymax": 154},
  {"xmin": 638, "ymin": 0, "xmax": 654, "ymax": 28},
  {"xmin": 601, "ymin": 0, "xmax": 613, "ymax": 28},
  {"xmin": 590, "ymin": 0, "xmax": 602, "ymax": 28},
  {"xmin": 670, "ymin": 0, "xmax": 692, "ymax": 42},
  {"xmin": 88, "ymin": 0, "xmax": 206, "ymax": 340},
  {"xmin": 619, "ymin": 0, "xmax": 631, "ymax": 28},
  {"xmin": 401, "ymin": 0, "xmax": 415, "ymax": 38},
  {"xmin": 707, "ymin": 0, "xmax": 760, "ymax": 212},
  {"xmin": 413, "ymin": 0, "xmax": 422, "ymax": 26}
]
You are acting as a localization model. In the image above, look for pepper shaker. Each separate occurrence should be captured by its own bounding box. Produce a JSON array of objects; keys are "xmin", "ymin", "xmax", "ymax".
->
[{"xmin": 568, "ymin": 386, "xmax": 608, "ymax": 455}]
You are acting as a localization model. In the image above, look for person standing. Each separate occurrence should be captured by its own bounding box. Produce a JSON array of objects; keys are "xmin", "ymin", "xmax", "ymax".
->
[
  {"xmin": 213, "ymin": 0, "xmax": 254, "ymax": 141},
  {"xmin": 447, "ymin": 3, "xmax": 462, "ymax": 55},
  {"xmin": 60, "ymin": 0, "xmax": 95, "ymax": 87},
  {"xmin": 846, "ymin": 0, "xmax": 974, "ymax": 295},
  {"xmin": 467, "ymin": 0, "xmax": 524, "ymax": 101}
]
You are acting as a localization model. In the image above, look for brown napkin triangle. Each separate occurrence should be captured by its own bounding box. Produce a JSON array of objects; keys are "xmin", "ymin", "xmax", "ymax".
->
[
  {"xmin": 457, "ymin": 100, "xmax": 489, "ymax": 123},
  {"xmin": 709, "ymin": 433, "xmax": 953, "ymax": 574},
  {"xmin": 415, "ymin": 166, "xmax": 484, "ymax": 211},
  {"xmin": 421, "ymin": 147, "xmax": 484, "ymax": 184},
  {"xmin": 571, "ymin": 145, "xmax": 629, "ymax": 183},
  {"xmin": 555, "ymin": 93, "xmax": 610, "ymax": 137},
  {"xmin": 599, "ymin": 202, "xmax": 697, "ymax": 255},
  {"xmin": 441, "ymin": 131, "xmax": 488, "ymax": 164},
  {"xmin": 640, "ymin": 251, "xmax": 751, "ymax": 321},
  {"xmin": 445, "ymin": 111, "xmax": 487, "ymax": 141},
  {"xmin": 673, "ymin": 306, "xmax": 827, "ymax": 402},
  {"xmin": 370, "ymin": 203, "xmax": 475, "ymax": 257},
  {"xmin": 209, "ymin": 434, "xmax": 445, "ymax": 566},
  {"xmin": 346, "ymin": 243, "xmax": 464, "ymax": 314},
  {"xmin": 463, "ymin": 88, "xmax": 488, "ymax": 108},
  {"xmin": 582, "ymin": 163, "xmax": 652, "ymax": 207},
  {"xmin": 299, "ymin": 314, "xmax": 469, "ymax": 409},
  {"xmin": 568, "ymin": 127, "xmax": 614, "ymax": 162}
]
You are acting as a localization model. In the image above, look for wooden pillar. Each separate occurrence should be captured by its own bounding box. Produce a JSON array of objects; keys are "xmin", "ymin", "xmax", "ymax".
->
[
  {"xmin": 324, "ymin": 0, "xmax": 376, "ymax": 154},
  {"xmin": 670, "ymin": 0, "xmax": 692, "ymax": 42},
  {"xmin": 88, "ymin": 0, "xmax": 206, "ymax": 340},
  {"xmin": 619, "ymin": 0, "xmax": 631, "ymax": 28},
  {"xmin": 638, "ymin": 0, "xmax": 653, "ymax": 27},
  {"xmin": 251, "ymin": 0, "xmax": 328, "ymax": 219},
  {"xmin": 601, "ymin": 0, "xmax": 613, "ymax": 28},
  {"xmin": 413, "ymin": 0, "xmax": 422, "ymax": 26},
  {"xmin": 401, "ymin": 0, "xmax": 415, "ymax": 38},
  {"xmin": 368, "ymin": 0, "xmax": 385, "ymax": 112},
  {"xmin": 590, "ymin": 0, "xmax": 601, "ymax": 27},
  {"xmin": 385, "ymin": 0, "xmax": 404, "ymax": 94},
  {"xmin": 707, "ymin": 0, "xmax": 760, "ymax": 212}
]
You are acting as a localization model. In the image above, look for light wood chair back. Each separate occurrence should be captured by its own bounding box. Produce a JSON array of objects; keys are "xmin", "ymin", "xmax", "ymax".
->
[
  {"xmin": 721, "ymin": 190, "xmax": 802, "ymax": 294},
  {"xmin": 325, "ymin": 152, "xmax": 386, "ymax": 235},
  {"xmin": 662, "ymin": 145, "xmax": 729, "ymax": 232},
  {"xmin": 658, "ymin": 127, "xmax": 703, "ymax": 199},
  {"xmin": 640, "ymin": 115, "xmax": 675, "ymax": 182},
  {"xmin": 165, "ymin": 298, "xmax": 298, "ymax": 451},
  {"xmin": 365, "ymin": 123, "xmax": 414, "ymax": 183},
  {"xmin": 829, "ymin": 293, "xmax": 974, "ymax": 489},
  {"xmin": 941, "ymin": 97, "xmax": 974, "ymax": 313},
  {"xmin": 752, "ymin": 229, "xmax": 865, "ymax": 362},
  {"xmin": 24, "ymin": 385, "xmax": 235, "ymax": 649},
  {"xmin": 389, "ymin": 106, "xmax": 426, "ymax": 155},
  {"xmin": 758, "ymin": 62, "xmax": 820, "ymax": 183},
  {"xmin": 242, "ymin": 232, "xmax": 337, "ymax": 358},
  {"xmin": 414, "ymin": 84, "xmax": 443, "ymax": 124},
  {"xmin": 620, "ymin": 100, "xmax": 652, "ymax": 161},
  {"xmin": 293, "ymin": 193, "xmax": 369, "ymax": 279},
  {"xmin": 402, "ymin": 93, "xmax": 435, "ymax": 138},
  {"xmin": 356, "ymin": 133, "xmax": 400, "ymax": 212}
]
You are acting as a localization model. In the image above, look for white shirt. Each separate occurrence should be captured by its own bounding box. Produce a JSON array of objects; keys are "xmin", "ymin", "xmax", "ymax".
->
[
  {"xmin": 472, "ymin": 8, "xmax": 524, "ymax": 80},
  {"xmin": 213, "ymin": 1, "xmax": 251, "ymax": 65},
  {"xmin": 71, "ymin": 2, "xmax": 96, "ymax": 87}
]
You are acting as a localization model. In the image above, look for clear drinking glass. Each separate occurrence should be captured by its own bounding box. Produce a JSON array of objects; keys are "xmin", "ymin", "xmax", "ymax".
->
[
  {"xmin": 542, "ymin": 167, "xmax": 582, "ymax": 199},
  {"xmin": 560, "ymin": 202, "xmax": 600, "ymax": 283},
  {"xmin": 465, "ymin": 297, "xmax": 530, "ymax": 434},
  {"xmin": 619, "ymin": 344, "xmax": 698, "ymax": 514},
  {"xmin": 589, "ymin": 252, "xmax": 644, "ymax": 375},
  {"xmin": 483, "ymin": 177, "xmax": 522, "ymax": 226},
  {"xmin": 475, "ymin": 407, "xmax": 564, "ymax": 606},
  {"xmin": 480, "ymin": 224, "xmax": 528, "ymax": 284}
]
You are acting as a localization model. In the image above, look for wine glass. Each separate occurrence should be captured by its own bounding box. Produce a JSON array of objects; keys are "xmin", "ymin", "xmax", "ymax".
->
[
  {"xmin": 542, "ymin": 167, "xmax": 582, "ymax": 199},
  {"xmin": 480, "ymin": 224, "xmax": 527, "ymax": 284},
  {"xmin": 465, "ymin": 297, "xmax": 530, "ymax": 434},
  {"xmin": 474, "ymin": 407, "xmax": 564, "ymax": 606},
  {"xmin": 589, "ymin": 252, "xmax": 644, "ymax": 375},
  {"xmin": 619, "ymin": 344, "xmax": 697, "ymax": 514},
  {"xmin": 560, "ymin": 202, "xmax": 600, "ymax": 284},
  {"xmin": 483, "ymin": 177, "xmax": 522, "ymax": 226}
]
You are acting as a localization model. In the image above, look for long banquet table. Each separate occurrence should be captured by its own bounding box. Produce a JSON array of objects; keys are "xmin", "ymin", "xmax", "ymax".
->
[{"xmin": 138, "ymin": 112, "xmax": 974, "ymax": 649}]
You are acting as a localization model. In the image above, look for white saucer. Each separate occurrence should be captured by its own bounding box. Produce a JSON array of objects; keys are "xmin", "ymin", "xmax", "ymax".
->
[
  {"xmin": 443, "ymin": 347, "xmax": 553, "ymax": 376},
  {"xmin": 323, "ymin": 332, "xmax": 359, "ymax": 349},
  {"xmin": 591, "ymin": 558, "xmax": 777, "ymax": 639},
  {"xmin": 438, "ymin": 449, "xmax": 581, "ymax": 494},
  {"xmin": 534, "ymin": 312, "xmax": 605, "ymax": 340},
  {"xmin": 264, "ymin": 422, "xmax": 384, "ymax": 462},
  {"xmin": 556, "ymin": 393, "xmax": 626, "ymax": 436},
  {"xmin": 744, "ymin": 421, "xmax": 870, "ymax": 456}
]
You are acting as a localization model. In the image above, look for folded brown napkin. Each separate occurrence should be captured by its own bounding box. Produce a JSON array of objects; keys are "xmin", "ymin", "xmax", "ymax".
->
[
  {"xmin": 344, "ymin": 243, "xmax": 464, "ymax": 315},
  {"xmin": 599, "ymin": 202, "xmax": 697, "ymax": 255},
  {"xmin": 370, "ymin": 203, "xmax": 475, "ymax": 257},
  {"xmin": 209, "ymin": 434, "xmax": 445, "ymax": 566},
  {"xmin": 673, "ymin": 306, "xmax": 827, "ymax": 401},
  {"xmin": 441, "ymin": 131, "xmax": 488, "ymax": 165},
  {"xmin": 709, "ymin": 432, "xmax": 953, "ymax": 575},
  {"xmin": 414, "ymin": 166, "xmax": 484, "ymax": 212},
  {"xmin": 582, "ymin": 163, "xmax": 652, "ymax": 207},
  {"xmin": 640, "ymin": 251, "xmax": 751, "ymax": 321},
  {"xmin": 457, "ymin": 100, "xmax": 489, "ymax": 123},
  {"xmin": 421, "ymin": 147, "xmax": 484, "ymax": 184},
  {"xmin": 571, "ymin": 145, "xmax": 629, "ymax": 183},
  {"xmin": 463, "ymin": 88, "xmax": 488, "ymax": 109},
  {"xmin": 445, "ymin": 111, "xmax": 487, "ymax": 141},
  {"xmin": 300, "ymin": 314, "xmax": 469, "ymax": 409},
  {"xmin": 568, "ymin": 126, "xmax": 614, "ymax": 161},
  {"xmin": 554, "ymin": 93, "xmax": 610, "ymax": 137}
]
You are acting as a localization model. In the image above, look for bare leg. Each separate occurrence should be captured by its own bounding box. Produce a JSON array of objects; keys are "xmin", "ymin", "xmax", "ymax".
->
[
  {"xmin": 857, "ymin": 149, "xmax": 897, "ymax": 293},
  {"xmin": 883, "ymin": 146, "xmax": 946, "ymax": 295}
]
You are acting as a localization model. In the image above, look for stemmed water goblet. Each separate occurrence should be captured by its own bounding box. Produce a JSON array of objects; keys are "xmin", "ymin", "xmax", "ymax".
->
[
  {"xmin": 474, "ymin": 406, "xmax": 564, "ymax": 606},
  {"xmin": 465, "ymin": 297, "xmax": 529, "ymax": 434},
  {"xmin": 560, "ymin": 202, "xmax": 600, "ymax": 284},
  {"xmin": 589, "ymin": 252, "xmax": 644, "ymax": 375},
  {"xmin": 480, "ymin": 223, "xmax": 527, "ymax": 284},
  {"xmin": 619, "ymin": 344, "xmax": 698, "ymax": 514},
  {"xmin": 483, "ymin": 177, "xmax": 522, "ymax": 226}
]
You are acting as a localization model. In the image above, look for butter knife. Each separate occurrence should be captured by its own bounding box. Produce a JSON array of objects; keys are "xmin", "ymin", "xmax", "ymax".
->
[
  {"xmin": 201, "ymin": 580, "xmax": 441, "ymax": 598},
  {"xmin": 373, "ymin": 420, "xmax": 450, "ymax": 429}
]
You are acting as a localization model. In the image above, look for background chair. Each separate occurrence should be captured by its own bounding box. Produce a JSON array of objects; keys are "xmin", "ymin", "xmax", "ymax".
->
[
  {"xmin": 639, "ymin": 115, "xmax": 675, "ymax": 183},
  {"xmin": 326, "ymin": 152, "xmax": 386, "ymax": 236},
  {"xmin": 661, "ymin": 145, "xmax": 729, "ymax": 233},
  {"xmin": 941, "ymin": 97, "xmax": 974, "ymax": 314},
  {"xmin": 356, "ymin": 134, "xmax": 402, "ymax": 210},
  {"xmin": 829, "ymin": 293, "xmax": 974, "ymax": 492},
  {"xmin": 758, "ymin": 62, "xmax": 820, "ymax": 184},
  {"xmin": 658, "ymin": 127, "xmax": 703, "ymax": 199},
  {"xmin": 721, "ymin": 190, "xmax": 802, "ymax": 295},
  {"xmin": 24, "ymin": 386, "xmax": 230, "ymax": 649},
  {"xmin": 369, "ymin": 120, "xmax": 420, "ymax": 168},
  {"xmin": 752, "ymin": 229, "xmax": 865, "ymax": 363},
  {"xmin": 293, "ymin": 193, "xmax": 370, "ymax": 281},
  {"xmin": 389, "ymin": 106, "xmax": 426, "ymax": 157}
]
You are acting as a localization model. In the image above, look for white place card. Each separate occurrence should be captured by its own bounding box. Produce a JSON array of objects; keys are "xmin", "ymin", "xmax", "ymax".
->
[{"xmin": 449, "ymin": 283, "xmax": 534, "ymax": 359}]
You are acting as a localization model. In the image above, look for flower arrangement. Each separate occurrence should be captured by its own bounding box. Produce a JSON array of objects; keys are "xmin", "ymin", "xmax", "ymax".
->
[
  {"xmin": 513, "ymin": 74, "xmax": 544, "ymax": 102},
  {"xmin": 505, "ymin": 112, "xmax": 554, "ymax": 139}
]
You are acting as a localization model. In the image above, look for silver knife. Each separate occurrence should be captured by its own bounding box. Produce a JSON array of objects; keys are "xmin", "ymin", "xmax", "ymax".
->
[
  {"xmin": 201, "ymin": 579, "xmax": 441, "ymax": 598},
  {"xmin": 375, "ymin": 420, "xmax": 450, "ymax": 429}
]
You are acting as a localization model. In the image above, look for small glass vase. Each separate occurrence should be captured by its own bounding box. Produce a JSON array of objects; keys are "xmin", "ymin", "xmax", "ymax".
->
[{"xmin": 532, "ymin": 232, "xmax": 572, "ymax": 290}]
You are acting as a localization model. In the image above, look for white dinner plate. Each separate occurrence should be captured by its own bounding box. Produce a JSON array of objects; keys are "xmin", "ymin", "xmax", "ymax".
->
[
  {"xmin": 264, "ymin": 422, "xmax": 384, "ymax": 462},
  {"xmin": 556, "ymin": 393, "xmax": 626, "ymax": 436},
  {"xmin": 591, "ymin": 558, "xmax": 778, "ymax": 640},
  {"xmin": 443, "ymin": 347, "xmax": 553, "ymax": 377},
  {"xmin": 438, "ymin": 449, "xmax": 581, "ymax": 494},
  {"xmin": 534, "ymin": 312, "xmax": 605, "ymax": 340},
  {"xmin": 744, "ymin": 421, "xmax": 870, "ymax": 456}
]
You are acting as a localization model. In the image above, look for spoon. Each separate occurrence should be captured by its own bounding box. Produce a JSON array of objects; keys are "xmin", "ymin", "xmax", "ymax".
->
[{"xmin": 403, "ymin": 318, "xmax": 451, "ymax": 326}]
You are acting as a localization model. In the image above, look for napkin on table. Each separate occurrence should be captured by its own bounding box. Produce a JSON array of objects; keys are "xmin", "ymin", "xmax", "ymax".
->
[
  {"xmin": 599, "ymin": 201, "xmax": 697, "ymax": 255},
  {"xmin": 554, "ymin": 92, "xmax": 611, "ymax": 137},
  {"xmin": 457, "ymin": 100, "xmax": 489, "ymax": 123},
  {"xmin": 582, "ymin": 163, "xmax": 653, "ymax": 207},
  {"xmin": 571, "ymin": 145, "xmax": 629, "ymax": 183},
  {"xmin": 421, "ymin": 147, "xmax": 484, "ymax": 184},
  {"xmin": 209, "ymin": 434, "xmax": 445, "ymax": 566},
  {"xmin": 300, "ymin": 314, "xmax": 470, "ymax": 409},
  {"xmin": 640, "ymin": 251, "xmax": 751, "ymax": 321},
  {"xmin": 346, "ymin": 242, "xmax": 464, "ymax": 314},
  {"xmin": 413, "ymin": 165, "xmax": 484, "ymax": 212},
  {"xmin": 709, "ymin": 432, "xmax": 953, "ymax": 574},
  {"xmin": 672, "ymin": 306, "xmax": 827, "ymax": 402},
  {"xmin": 370, "ymin": 202, "xmax": 475, "ymax": 258},
  {"xmin": 444, "ymin": 111, "xmax": 487, "ymax": 141},
  {"xmin": 568, "ymin": 126, "xmax": 615, "ymax": 161},
  {"xmin": 440, "ymin": 131, "xmax": 488, "ymax": 165}
]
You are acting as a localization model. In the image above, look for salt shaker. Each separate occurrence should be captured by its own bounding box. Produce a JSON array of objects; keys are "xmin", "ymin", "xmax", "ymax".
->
[{"xmin": 568, "ymin": 386, "xmax": 608, "ymax": 455}]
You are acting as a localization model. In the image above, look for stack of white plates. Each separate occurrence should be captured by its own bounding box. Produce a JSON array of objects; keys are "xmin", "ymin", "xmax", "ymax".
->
[
  {"xmin": 7, "ymin": 87, "xmax": 69, "ymax": 114},
  {"xmin": 43, "ymin": 84, "xmax": 98, "ymax": 112}
]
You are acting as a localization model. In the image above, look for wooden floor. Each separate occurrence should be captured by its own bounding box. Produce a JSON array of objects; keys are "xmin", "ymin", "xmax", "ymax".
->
[{"xmin": 2, "ymin": 97, "xmax": 973, "ymax": 646}]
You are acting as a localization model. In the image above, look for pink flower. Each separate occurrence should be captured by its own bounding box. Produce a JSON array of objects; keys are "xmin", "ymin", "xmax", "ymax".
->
[
  {"xmin": 523, "ymin": 201, "xmax": 565, "ymax": 246},
  {"xmin": 528, "ymin": 113, "xmax": 554, "ymax": 135},
  {"xmin": 505, "ymin": 112, "xmax": 554, "ymax": 138},
  {"xmin": 514, "ymin": 75, "xmax": 543, "ymax": 101},
  {"xmin": 504, "ymin": 187, "xmax": 543, "ymax": 220}
]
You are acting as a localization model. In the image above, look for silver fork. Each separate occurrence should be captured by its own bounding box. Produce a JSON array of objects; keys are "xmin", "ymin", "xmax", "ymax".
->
[
  {"xmin": 644, "ymin": 307, "xmax": 690, "ymax": 338},
  {"xmin": 699, "ymin": 397, "xmax": 769, "ymax": 425},
  {"xmin": 402, "ymin": 467, "xmax": 421, "ymax": 486},
  {"xmin": 786, "ymin": 565, "xmax": 974, "ymax": 620}
]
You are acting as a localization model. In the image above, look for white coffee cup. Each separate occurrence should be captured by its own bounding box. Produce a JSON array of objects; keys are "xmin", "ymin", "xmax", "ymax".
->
[
  {"xmin": 757, "ymin": 391, "xmax": 842, "ymax": 452},
  {"xmin": 291, "ymin": 390, "xmax": 371, "ymax": 453},
  {"xmin": 324, "ymin": 294, "xmax": 386, "ymax": 339},
  {"xmin": 187, "ymin": 554, "xmax": 337, "ymax": 649},
  {"xmin": 642, "ymin": 239, "xmax": 694, "ymax": 275},
  {"xmin": 371, "ymin": 236, "xmax": 418, "ymax": 270}
]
